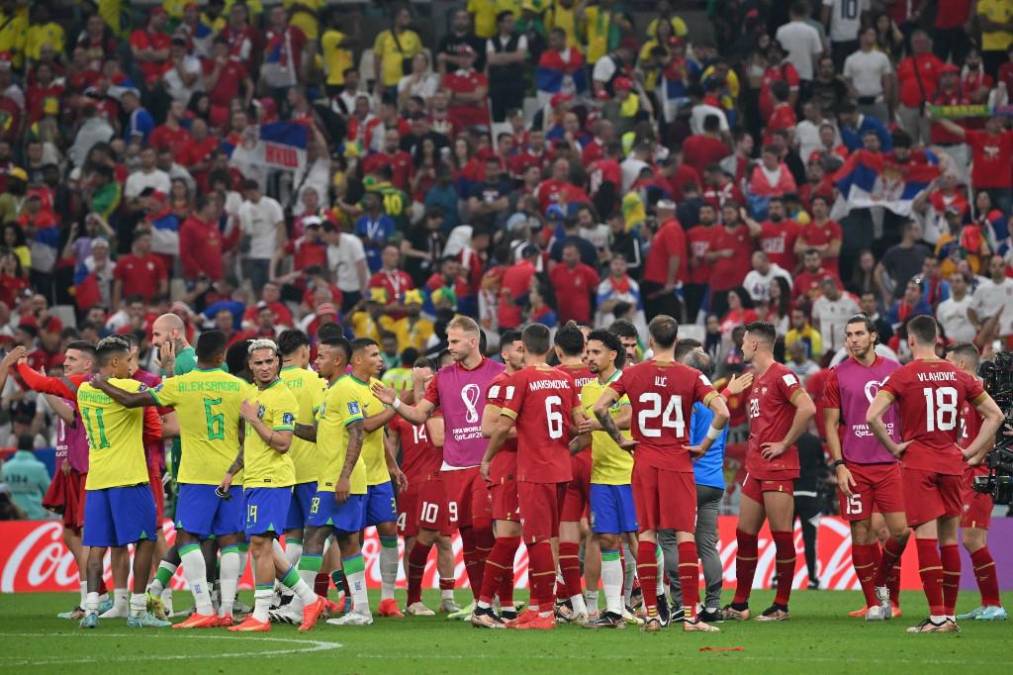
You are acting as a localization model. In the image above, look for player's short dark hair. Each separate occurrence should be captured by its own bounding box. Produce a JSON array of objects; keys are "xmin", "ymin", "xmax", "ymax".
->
[
  {"xmin": 648, "ymin": 315, "xmax": 679, "ymax": 349},
  {"xmin": 587, "ymin": 329, "xmax": 625, "ymax": 369},
  {"xmin": 196, "ymin": 330, "xmax": 228, "ymax": 361},
  {"xmin": 317, "ymin": 322, "xmax": 343, "ymax": 343},
  {"xmin": 846, "ymin": 314, "xmax": 876, "ymax": 334},
  {"xmin": 400, "ymin": 347, "xmax": 419, "ymax": 366},
  {"xmin": 225, "ymin": 339, "xmax": 253, "ymax": 381},
  {"xmin": 744, "ymin": 321, "xmax": 776, "ymax": 344},
  {"xmin": 321, "ymin": 334, "xmax": 352, "ymax": 363},
  {"xmin": 907, "ymin": 315, "xmax": 938, "ymax": 346},
  {"xmin": 554, "ymin": 321, "xmax": 585, "ymax": 357},
  {"xmin": 351, "ymin": 337, "xmax": 378, "ymax": 355},
  {"xmin": 948, "ymin": 342, "xmax": 980, "ymax": 366},
  {"xmin": 95, "ymin": 335, "xmax": 130, "ymax": 366},
  {"xmin": 65, "ymin": 341, "xmax": 96, "ymax": 359},
  {"xmin": 500, "ymin": 329, "xmax": 522, "ymax": 349},
  {"xmin": 277, "ymin": 329, "xmax": 310, "ymax": 357},
  {"xmin": 522, "ymin": 323, "xmax": 552, "ymax": 356},
  {"xmin": 674, "ymin": 338, "xmax": 703, "ymax": 361},
  {"xmin": 608, "ymin": 319, "xmax": 638, "ymax": 340}
]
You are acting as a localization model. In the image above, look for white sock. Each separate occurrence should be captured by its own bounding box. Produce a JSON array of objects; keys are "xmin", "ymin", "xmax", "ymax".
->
[
  {"xmin": 656, "ymin": 546, "xmax": 665, "ymax": 598},
  {"xmin": 585, "ymin": 590, "xmax": 598, "ymax": 611},
  {"xmin": 79, "ymin": 579, "xmax": 88, "ymax": 608},
  {"xmin": 285, "ymin": 540, "xmax": 303, "ymax": 570},
  {"xmin": 441, "ymin": 584, "xmax": 454, "ymax": 601},
  {"xmin": 113, "ymin": 588, "xmax": 129, "ymax": 611},
  {"xmin": 253, "ymin": 589, "xmax": 273, "ymax": 623},
  {"xmin": 147, "ymin": 560, "xmax": 177, "ymax": 596},
  {"xmin": 85, "ymin": 591, "xmax": 99, "ymax": 615},
  {"xmin": 219, "ymin": 548, "xmax": 241, "ymax": 617},
  {"xmin": 570, "ymin": 592, "xmax": 588, "ymax": 616},
  {"xmin": 180, "ymin": 545, "xmax": 214, "ymax": 615},
  {"xmin": 379, "ymin": 538, "xmax": 399, "ymax": 601},
  {"xmin": 348, "ymin": 569, "xmax": 370, "ymax": 615},
  {"xmin": 602, "ymin": 554, "xmax": 624, "ymax": 616},
  {"xmin": 129, "ymin": 593, "xmax": 147, "ymax": 618}
]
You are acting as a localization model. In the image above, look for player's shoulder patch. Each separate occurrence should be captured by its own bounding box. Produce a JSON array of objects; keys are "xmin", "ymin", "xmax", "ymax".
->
[
  {"xmin": 347, "ymin": 400, "xmax": 361, "ymax": 416},
  {"xmin": 504, "ymin": 385, "xmax": 515, "ymax": 400},
  {"xmin": 282, "ymin": 412, "xmax": 295, "ymax": 426},
  {"xmin": 782, "ymin": 373, "xmax": 798, "ymax": 387},
  {"xmin": 488, "ymin": 384, "xmax": 500, "ymax": 399}
]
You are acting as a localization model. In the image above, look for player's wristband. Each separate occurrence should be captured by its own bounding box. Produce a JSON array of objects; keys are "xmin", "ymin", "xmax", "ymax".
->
[
  {"xmin": 706, "ymin": 425, "xmax": 722, "ymax": 441},
  {"xmin": 392, "ymin": 397, "xmax": 402, "ymax": 410},
  {"xmin": 832, "ymin": 459, "xmax": 845, "ymax": 469}
]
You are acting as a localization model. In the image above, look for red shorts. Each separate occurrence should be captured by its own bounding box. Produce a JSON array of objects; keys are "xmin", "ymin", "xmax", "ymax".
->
[
  {"xmin": 440, "ymin": 466, "xmax": 491, "ymax": 530},
  {"xmin": 901, "ymin": 467, "xmax": 962, "ymax": 528},
  {"xmin": 517, "ymin": 481, "xmax": 567, "ymax": 542},
  {"xmin": 960, "ymin": 468, "xmax": 993, "ymax": 530},
  {"xmin": 838, "ymin": 462, "xmax": 905, "ymax": 522},
  {"xmin": 398, "ymin": 477, "xmax": 452, "ymax": 537},
  {"xmin": 148, "ymin": 464, "xmax": 164, "ymax": 524},
  {"xmin": 490, "ymin": 479, "xmax": 520, "ymax": 522},
  {"xmin": 43, "ymin": 468, "xmax": 87, "ymax": 531},
  {"xmin": 632, "ymin": 462, "xmax": 696, "ymax": 533},
  {"xmin": 560, "ymin": 450, "xmax": 591, "ymax": 522},
  {"xmin": 741, "ymin": 473, "xmax": 795, "ymax": 504}
]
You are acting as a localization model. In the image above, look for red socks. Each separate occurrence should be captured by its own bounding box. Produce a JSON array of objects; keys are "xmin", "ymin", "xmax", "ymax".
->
[
  {"xmin": 733, "ymin": 529, "xmax": 758, "ymax": 606},
  {"xmin": 772, "ymin": 531, "xmax": 796, "ymax": 607},
  {"xmin": 406, "ymin": 542, "xmax": 433, "ymax": 606},
  {"xmin": 940, "ymin": 544, "xmax": 961, "ymax": 616},
  {"xmin": 915, "ymin": 538, "xmax": 945, "ymax": 616},
  {"xmin": 314, "ymin": 572, "xmax": 329, "ymax": 597},
  {"xmin": 527, "ymin": 540, "xmax": 555, "ymax": 612},
  {"xmin": 478, "ymin": 536, "xmax": 519, "ymax": 605},
  {"xmin": 677, "ymin": 541, "xmax": 700, "ymax": 620},
  {"xmin": 559, "ymin": 541, "xmax": 582, "ymax": 599},
  {"xmin": 439, "ymin": 576, "xmax": 455, "ymax": 593},
  {"xmin": 498, "ymin": 557, "xmax": 516, "ymax": 607},
  {"xmin": 852, "ymin": 543, "xmax": 881, "ymax": 608},
  {"xmin": 461, "ymin": 526, "xmax": 492, "ymax": 601},
  {"xmin": 971, "ymin": 547, "xmax": 1001, "ymax": 607},
  {"xmin": 636, "ymin": 541, "xmax": 658, "ymax": 618},
  {"xmin": 874, "ymin": 536, "xmax": 906, "ymax": 599}
]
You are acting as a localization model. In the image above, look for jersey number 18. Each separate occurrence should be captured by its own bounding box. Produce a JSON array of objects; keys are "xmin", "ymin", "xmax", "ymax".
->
[{"xmin": 922, "ymin": 386, "xmax": 957, "ymax": 432}]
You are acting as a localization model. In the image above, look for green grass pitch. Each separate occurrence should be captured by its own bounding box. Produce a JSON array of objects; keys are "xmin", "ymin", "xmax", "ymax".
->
[{"xmin": 0, "ymin": 590, "xmax": 1008, "ymax": 673}]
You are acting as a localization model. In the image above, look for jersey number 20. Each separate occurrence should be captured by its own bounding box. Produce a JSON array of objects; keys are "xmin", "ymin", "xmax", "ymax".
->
[{"xmin": 637, "ymin": 393, "xmax": 686, "ymax": 438}]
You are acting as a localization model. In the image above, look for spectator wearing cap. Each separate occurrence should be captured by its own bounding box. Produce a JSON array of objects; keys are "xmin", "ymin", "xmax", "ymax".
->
[
  {"xmin": 487, "ymin": 11, "xmax": 528, "ymax": 125},
  {"xmin": 441, "ymin": 44, "xmax": 489, "ymax": 130},
  {"xmin": 238, "ymin": 179, "xmax": 285, "ymax": 293},
  {"xmin": 323, "ymin": 220, "xmax": 369, "ymax": 313},
  {"xmin": 0, "ymin": 435, "xmax": 51, "ymax": 519},
  {"xmin": 129, "ymin": 7, "xmax": 172, "ymax": 86}
]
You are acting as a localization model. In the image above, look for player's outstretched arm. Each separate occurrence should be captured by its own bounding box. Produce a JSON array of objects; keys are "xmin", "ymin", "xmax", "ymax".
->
[
  {"xmin": 335, "ymin": 420, "xmax": 365, "ymax": 502},
  {"xmin": 866, "ymin": 391, "xmax": 908, "ymax": 458},
  {"xmin": 763, "ymin": 390, "xmax": 816, "ymax": 459},
  {"xmin": 371, "ymin": 381, "xmax": 433, "ymax": 425},
  {"xmin": 362, "ymin": 404, "xmax": 397, "ymax": 432},
  {"xmin": 90, "ymin": 375, "xmax": 159, "ymax": 408},
  {"xmin": 592, "ymin": 388, "xmax": 633, "ymax": 449},
  {"xmin": 480, "ymin": 414, "xmax": 515, "ymax": 481},
  {"xmin": 964, "ymin": 393, "xmax": 1005, "ymax": 465}
]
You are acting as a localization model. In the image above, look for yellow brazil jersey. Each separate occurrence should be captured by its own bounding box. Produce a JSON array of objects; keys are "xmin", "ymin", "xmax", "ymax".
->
[
  {"xmin": 580, "ymin": 371, "xmax": 633, "ymax": 485},
  {"xmin": 97, "ymin": 0, "xmax": 123, "ymax": 36},
  {"xmin": 583, "ymin": 5, "xmax": 611, "ymax": 64},
  {"xmin": 548, "ymin": 1, "xmax": 580, "ymax": 50},
  {"xmin": 243, "ymin": 379, "xmax": 298, "ymax": 489},
  {"xmin": 78, "ymin": 378, "xmax": 149, "ymax": 490},
  {"xmin": 284, "ymin": 0, "xmax": 321, "ymax": 41},
  {"xmin": 0, "ymin": 7, "xmax": 27, "ymax": 65},
  {"xmin": 321, "ymin": 28, "xmax": 353, "ymax": 85},
  {"xmin": 149, "ymin": 367, "xmax": 251, "ymax": 486},
  {"xmin": 25, "ymin": 22, "xmax": 65, "ymax": 62},
  {"xmin": 280, "ymin": 365, "xmax": 327, "ymax": 484},
  {"xmin": 344, "ymin": 375, "xmax": 390, "ymax": 486},
  {"xmin": 469, "ymin": 0, "xmax": 520, "ymax": 39},
  {"xmin": 373, "ymin": 29, "xmax": 422, "ymax": 88},
  {"xmin": 645, "ymin": 16, "xmax": 688, "ymax": 40},
  {"xmin": 316, "ymin": 376, "xmax": 368, "ymax": 494}
]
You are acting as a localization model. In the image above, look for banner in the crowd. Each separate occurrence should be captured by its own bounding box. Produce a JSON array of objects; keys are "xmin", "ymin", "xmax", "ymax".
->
[
  {"xmin": 4, "ymin": 516, "xmax": 1011, "ymax": 594},
  {"xmin": 833, "ymin": 149, "xmax": 941, "ymax": 217},
  {"xmin": 927, "ymin": 104, "xmax": 1013, "ymax": 119},
  {"xmin": 259, "ymin": 121, "xmax": 308, "ymax": 171}
]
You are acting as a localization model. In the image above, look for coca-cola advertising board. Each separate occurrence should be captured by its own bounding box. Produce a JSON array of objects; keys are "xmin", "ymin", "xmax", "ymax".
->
[{"xmin": 3, "ymin": 516, "xmax": 1010, "ymax": 593}]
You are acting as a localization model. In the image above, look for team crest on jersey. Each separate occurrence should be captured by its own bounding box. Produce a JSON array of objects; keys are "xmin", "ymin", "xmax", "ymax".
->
[
  {"xmin": 282, "ymin": 413, "xmax": 295, "ymax": 426},
  {"xmin": 257, "ymin": 404, "xmax": 266, "ymax": 419},
  {"xmin": 347, "ymin": 401, "xmax": 361, "ymax": 415}
]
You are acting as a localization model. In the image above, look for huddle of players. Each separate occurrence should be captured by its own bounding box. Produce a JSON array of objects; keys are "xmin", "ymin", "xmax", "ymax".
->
[{"xmin": 16, "ymin": 307, "xmax": 1004, "ymax": 635}]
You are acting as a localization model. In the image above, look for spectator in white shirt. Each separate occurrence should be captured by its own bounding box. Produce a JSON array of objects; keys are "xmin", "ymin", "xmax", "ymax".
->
[
  {"xmin": 743, "ymin": 251, "xmax": 793, "ymax": 304},
  {"xmin": 969, "ymin": 254, "xmax": 1013, "ymax": 341},
  {"xmin": 936, "ymin": 272, "xmax": 977, "ymax": 343},
  {"xmin": 795, "ymin": 100, "xmax": 835, "ymax": 165},
  {"xmin": 842, "ymin": 26, "xmax": 893, "ymax": 123},
  {"xmin": 776, "ymin": 1, "xmax": 824, "ymax": 81},
  {"xmin": 324, "ymin": 220, "xmax": 369, "ymax": 312},
  {"xmin": 124, "ymin": 146, "xmax": 171, "ymax": 203},
  {"xmin": 822, "ymin": 0, "xmax": 869, "ymax": 70},
  {"xmin": 237, "ymin": 179, "xmax": 286, "ymax": 293},
  {"xmin": 163, "ymin": 36, "xmax": 204, "ymax": 105},
  {"xmin": 812, "ymin": 277, "xmax": 859, "ymax": 352}
]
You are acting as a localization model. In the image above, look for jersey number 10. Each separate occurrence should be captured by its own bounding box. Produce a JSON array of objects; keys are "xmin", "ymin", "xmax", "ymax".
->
[{"xmin": 922, "ymin": 386, "xmax": 958, "ymax": 432}]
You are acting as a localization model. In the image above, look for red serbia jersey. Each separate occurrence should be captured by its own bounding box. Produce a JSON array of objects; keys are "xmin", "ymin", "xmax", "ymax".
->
[
  {"xmin": 610, "ymin": 359, "xmax": 718, "ymax": 472},
  {"xmin": 881, "ymin": 359, "xmax": 986, "ymax": 475},
  {"xmin": 502, "ymin": 365, "xmax": 579, "ymax": 483},
  {"xmin": 958, "ymin": 396, "xmax": 988, "ymax": 481},
  {"xmin": 557, "ymin": 363, "xmax": 596, "ymax": 391},
  {"xmin": 486, "ymin": 371, "xmax": 518, "ymax": 483},
  {"xmin": 746, "ymin": 362, "xmax": 805, "ymax": 480},
  {"xmin": 391, "ymin": 415, "xmax": 441, "ymax": 484}
]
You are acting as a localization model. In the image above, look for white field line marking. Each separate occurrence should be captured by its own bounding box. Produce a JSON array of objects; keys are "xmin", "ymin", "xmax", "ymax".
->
[{"xmin": 0, "ymin": 632, "xmax": 342, "ymax": 667}]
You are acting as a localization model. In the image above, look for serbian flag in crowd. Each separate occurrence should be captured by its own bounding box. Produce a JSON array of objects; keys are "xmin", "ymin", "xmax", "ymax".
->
[
  {"xmin": 833, "ymin": 149, "xmax": 940, "ymax": 217},
  {"xmin": 535, "ymin": 49, "xmax": 587, "ymax": 98},
  {"xmin": 259, "ymin": 121, "xmax": 308, "ymax": 171}
]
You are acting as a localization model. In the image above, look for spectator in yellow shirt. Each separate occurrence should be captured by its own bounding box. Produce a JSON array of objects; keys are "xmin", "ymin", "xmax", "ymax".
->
[
  {"xmin": 374, "ymin": 7, "xmax": 422, "ymax": 94},
  {"xmin": 284, "ymin": 0, "xmax": 322, "ymax": 41},
  {"xmin": 25, "ymin": 5, "xmax": 65, "ymax": 63},
  {"xmin": 978, "ymin": 0, "xmax": 1013, "ymax": 79},
  {"xmin": 547, "ymin": 0, "xmax": 581, "ymax": 51},
  {"xmin": 321, "ymin": 10, "xmax": 357, "ymax": 93},
  {"xmin": 0, "ymin": 2, "xmax": 27, "ymax": 68},
  {"xmin": 468, "ymin": 0, "xmax": 520, "ymax": 40},
  {"xmin": 578, "ymin": 0, "xmax": 631, "ymax": 64}
]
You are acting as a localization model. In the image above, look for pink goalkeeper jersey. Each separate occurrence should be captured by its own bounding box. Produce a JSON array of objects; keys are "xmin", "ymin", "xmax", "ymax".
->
[
  {"xmin": 824, "ymin": 356, "xmax": 900, "ymax": 464},
  {"xmin": 424, "ymin": 357, "xmax": 505, "ymax": 469}
]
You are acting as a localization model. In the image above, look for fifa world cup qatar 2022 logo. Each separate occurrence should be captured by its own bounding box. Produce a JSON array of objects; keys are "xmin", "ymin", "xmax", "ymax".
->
[{"xmin": 461, "ymin": 384, "xmax": 481, "ymax": 424}]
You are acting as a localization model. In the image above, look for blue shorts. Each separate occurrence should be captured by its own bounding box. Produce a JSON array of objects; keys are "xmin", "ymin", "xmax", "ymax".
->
[
  {"xmin": 175, "ymin": 484, "xmax": 244, "ymax": 538},
  {"xmin": 589, "ymin": 483, "xmax": 638, "ymax": 534},
  {"xmin": 83, "ymin": 484, "xmax": 158, "ymax": 548},
  {"xmin": 306, "ymin": 491, "xmax": 366, "ymax": 534},
  {"xmin": 285, "ymin": 482, "xmax": 318, "ymax": 531},
  {"xmin": 243, "ymin": 487, "xmax": 292, "ymax": 537},
  {"xmin": 365, "ymin": 481, "xmax": 397, "ymax": 527}
]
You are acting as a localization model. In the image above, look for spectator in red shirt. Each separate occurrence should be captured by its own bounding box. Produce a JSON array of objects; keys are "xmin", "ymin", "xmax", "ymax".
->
[
  {"xmin": 180, "ymin": 118, "xmax": 218, "ymax": 189},
  {"xmin": 112, "ymin": 229, "xmax": 167, "ymax": 308},
  {"xmin": 706, "ymin": 203, "xmax": 753, "ymax": 317},
  {"xmin": 895, "ymin": 29, "xmax": 944, "ymax": 146},
  {"xmin": 548, "ymin": 242, "xmax": 599, "ymax": 324},
  {"xmin": 442, "ymin": 46, "xmax": 490, "ymax": 130},
  {"xmin": 362, "ymin": 128, "xmax": 413, "ymax": 191},
  {"xmin": 682, "ymin": 113, "xmax": 730, "ymax": 174},
  {"xmin": 367, "ymin": 244, "xmax": 416, "ymax": 321},
  {"xmin": 179, "ymin": 195, "xmax": 224, "ymax": 282},
  {"xmin": 242, "ymin": 281, "xmax": 294, "ymax": 330},
  {"xmin": 749, "ymin": 144, "xmax": 798, "ymax": 200},
  {"xmin": 640, "ymin": 200, "xmax": 687, "ymax": 320},
  {"xmin": 745, "ymin": 196, "xmax": 799, "ymax": 272},
  {"xmin": 793, "ymin": 248, "xmax": 842, "ymax": 302},
  {"xmin": 933, "ymin": 0, "xmax": 973, "ymax": 64},
  {"xmin": 763, "ymin": 80, "xmax": 797, "ymax": 146},
  {"xmin": 794, "ymin": 195, "xmax": 842, "ymax": 277},
  {"xmin": 534, "ymin": 157, "xmax": 590, "ymax": 212},
  {"xmin": 25, "ymin": 62, "xmax": 63, "ymax": 125},
  {"xmin": 129, "ymin": 7, "xmax": 172, "ymax": 86},
  {"xmin": 149, "ymin": 100, "xmax": 191, "ymax": 159},
  {"xmin": 203, "ymin": 36, "xmax": 254, "ymax": 129},
  {"xmin": 935, "ymin": 115, "xmax": 1013, "ymax": 213}
]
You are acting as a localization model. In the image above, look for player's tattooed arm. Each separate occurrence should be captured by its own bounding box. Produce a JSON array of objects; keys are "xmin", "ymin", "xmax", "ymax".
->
[
  {"xmin": 865, "ymin": 391, "xmax": 910, "ymax": 458},
  {"xmin": 593, "ymin": 389, "xmax": 635, "ymax": 450},
  {"xmin": 293, "ymin": 422, "xmax": 317, "ymax": 442},
  {"xmin": 569, "ymin": 432, "xmax": 591, "ymax": 454},
  {"xmin": 964, "ymin": 393, "xmax": 1005, "ymax": 466},
  {"xmin": 89, "ymin": 375, "xmax": 158, "ymax": 408},
  {"xmin": 335, "ymin": 420, "xmax": 365, "ymax": 502},
  {"xmin": 221, "ymin": 447, "xmax": 244, "ymax": 491}
]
